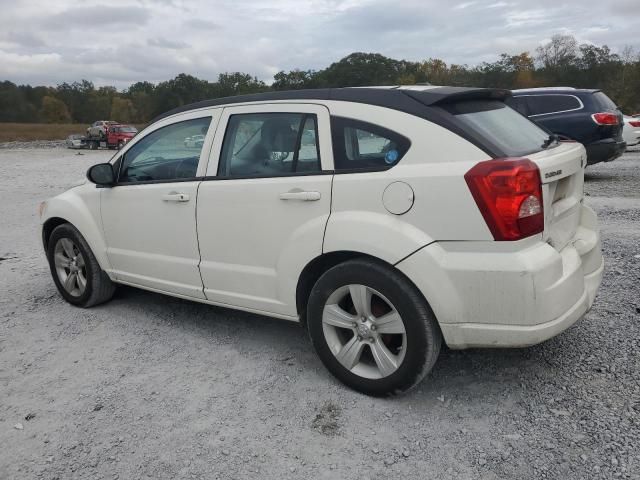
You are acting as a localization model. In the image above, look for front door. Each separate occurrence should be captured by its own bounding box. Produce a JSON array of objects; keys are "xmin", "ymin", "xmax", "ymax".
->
[
  {"xmin": 100, "ymin": 112, "xmax": 219, "ymax": 298},
  {"xmin": 197, "ymin": 104, "xmax": 333, "ymax": 317}
]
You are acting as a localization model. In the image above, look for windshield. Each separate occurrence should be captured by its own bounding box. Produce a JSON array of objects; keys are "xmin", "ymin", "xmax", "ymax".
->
[
  {"xmin": 115, "ymin": 126, "xmax": 137, "ymax": 133},
  {"xmin": 441, "ymin": 100, "xmax": 551, "ymax": 157}
]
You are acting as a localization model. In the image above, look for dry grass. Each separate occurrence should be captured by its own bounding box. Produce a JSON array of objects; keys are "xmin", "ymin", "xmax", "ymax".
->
[
  {"xmin": 0, "ymin": 123, "xmax": 87, "ymax": 142},
  {"xmin": 0, "ymin": 123, "xmax": 146, "ymax": 142}
]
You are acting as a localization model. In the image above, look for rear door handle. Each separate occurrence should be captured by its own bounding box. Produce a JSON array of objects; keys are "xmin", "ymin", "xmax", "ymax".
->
[
  {"xmin": 162, "ymin": 192, "xmax": 190, "ymax": 202},
  {"xmin": 279, "ymin": 190, "xmax": 321, "ymax": 201}
]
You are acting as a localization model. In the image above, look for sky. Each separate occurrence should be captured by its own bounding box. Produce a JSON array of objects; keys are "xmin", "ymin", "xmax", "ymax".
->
[{"xmin": 0, "ymin": 0, "xmax": 638, "ymax": 88}]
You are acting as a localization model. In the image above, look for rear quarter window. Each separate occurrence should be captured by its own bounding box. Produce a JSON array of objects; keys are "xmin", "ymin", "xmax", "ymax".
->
[
  {"xmin": 439, "ymin": 100, "xmax": 550, "ymax": 157},
  {"xmin": 525, "ymin": 94, "xmax": 582, "ymax": 116},
  {"xmin": 331, "ymin": 117, "xmax": 410, "ymax": 171}
]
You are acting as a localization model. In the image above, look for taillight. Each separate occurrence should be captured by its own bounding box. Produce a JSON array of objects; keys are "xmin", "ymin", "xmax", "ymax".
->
[
  {"xmin": 629, "ymin": 120, "xmax": 640, "ymax": 128},
  {"xmin": 592, "ymin": 112, "xmax": 619, "ymax": 125},
  {"xmin": 465, "ymin": 158, "xmax": 544, "ymax": 241}
]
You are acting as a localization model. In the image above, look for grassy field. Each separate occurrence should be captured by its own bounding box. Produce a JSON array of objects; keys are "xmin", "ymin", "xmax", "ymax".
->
[
  {"xmin": 0, "ymin": 123, "xmax": 88, "ymax": 142},
  {"xmin": 0, "ymin": 123, "xmax": 146, "ymax": 142}
]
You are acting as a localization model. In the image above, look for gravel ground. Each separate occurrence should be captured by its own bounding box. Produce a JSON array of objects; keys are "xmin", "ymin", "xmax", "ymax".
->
[{"xmin": 1, "ymin": 146, "xmax": 639, "ymax": 480}]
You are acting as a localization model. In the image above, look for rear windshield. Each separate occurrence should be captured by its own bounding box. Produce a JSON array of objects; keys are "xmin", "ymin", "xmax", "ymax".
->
[
  {"xmin": 592, "ymin": 91, "xmax": 617, "ymax": 111},
  {"xmin": 440, "ymin": 100, "xmax": 550, "ymax": 157}
]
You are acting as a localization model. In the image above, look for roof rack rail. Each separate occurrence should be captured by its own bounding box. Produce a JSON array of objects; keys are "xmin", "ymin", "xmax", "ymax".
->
[{"xmin": 513, "ymin": 86, "xmax": 576, "ymax": 92}]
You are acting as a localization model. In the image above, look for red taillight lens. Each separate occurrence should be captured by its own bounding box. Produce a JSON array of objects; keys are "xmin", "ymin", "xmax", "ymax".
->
[
  {"xmin": 465, "ymin": 158, "xmax": 544, "ymax": 241},
  {"xmin": 629, "ymin": 120, "xmax": 640, "ymax": 128},
  {"xmin": 592, "ymin": 112, "xmax": 619, "ymax": 125}
]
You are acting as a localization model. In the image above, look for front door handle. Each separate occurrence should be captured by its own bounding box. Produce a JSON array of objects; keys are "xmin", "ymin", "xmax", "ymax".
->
[
  {"xmin": 162, "ymin": 192, "xmax": 190, "ymax": 202},
  {"xmin": 279, "ymin": 190, "xmax": 321, "ymax": 201}
]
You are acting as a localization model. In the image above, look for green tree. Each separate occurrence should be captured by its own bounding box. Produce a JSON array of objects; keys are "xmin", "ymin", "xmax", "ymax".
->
[
  {"xmin": 110, "ymin": 97, "xmax": 137, "ymax": 123},
  {"xmin": 0, "ymin": 81, "xmax": 39, "ymax": 122},
  {"xmin": 215, "ymin": 72, "xmax": 267, "ymax": 97},
  {"xmin": 40, "ymin": 95, "xmax": 71, "ymax": 123},
  {"xmin": 272, "ymin": 70, "xmax": 319, "ymax": 90},
  {"xmin": 318, "ymin": 52, "xmax": 405, "ymax": 87}
]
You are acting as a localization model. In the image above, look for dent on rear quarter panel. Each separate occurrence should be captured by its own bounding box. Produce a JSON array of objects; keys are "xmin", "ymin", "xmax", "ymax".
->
[{"xmin": 323, "ymin": 210, "xmax": 434, "ymax": 265}]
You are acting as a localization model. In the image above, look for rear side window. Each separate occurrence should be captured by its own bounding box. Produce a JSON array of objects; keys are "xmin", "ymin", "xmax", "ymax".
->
[
  {"xmin": 331, "ymin": 117, "xmax": 410, "ymax": 171},
  {"xmin": 592, "ymin": 91, "xmax": 617, "ymax": 110},
  {"xmin": 441, "ymin": 100, "xmax": 549, "ymax": 157},
  {"xmin": 218, "ymin": 113, "xmax": 320, "ymax": 177},
  {"xmin": 526, "ymin": 95, "xmax": 581, "ymax": 116}
]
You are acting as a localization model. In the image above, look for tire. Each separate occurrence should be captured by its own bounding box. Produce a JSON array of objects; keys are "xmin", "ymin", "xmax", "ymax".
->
[
  {"xmin": 307, "ymin": 258, "xmax": 441, "ymax": 396},
  {"xmin": 47, "ymin": 223, "xmax": 115, "ymax": 308}
]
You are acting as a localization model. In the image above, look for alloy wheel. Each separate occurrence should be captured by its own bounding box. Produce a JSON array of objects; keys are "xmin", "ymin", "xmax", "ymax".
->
[
  {"xmin": 322, "ymin": 284, "xmax": 407, "ymax": 379},
  {"xmin": 54, "ymin": 238, "xmax": 87, "ymax": 297}
]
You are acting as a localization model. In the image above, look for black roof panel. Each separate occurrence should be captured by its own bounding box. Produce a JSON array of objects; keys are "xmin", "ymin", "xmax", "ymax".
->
[{"xmin": 151, "ymin": 86, "xmax": 512, "ymax": 124}]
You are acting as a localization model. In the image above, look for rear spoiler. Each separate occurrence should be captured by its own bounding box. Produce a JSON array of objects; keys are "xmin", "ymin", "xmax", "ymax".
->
[{"xmin": 403, "ymin": 87, "xmax": 512, "ymax": 106}]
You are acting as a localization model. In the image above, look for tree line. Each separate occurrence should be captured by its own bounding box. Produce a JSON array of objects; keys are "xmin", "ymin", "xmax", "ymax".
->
[{"xmin": 1, "ymin": 35, "xmax": 639, "ymax": 125}]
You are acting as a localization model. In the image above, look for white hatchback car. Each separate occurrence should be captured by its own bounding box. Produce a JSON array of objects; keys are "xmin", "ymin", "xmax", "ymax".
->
[{"xmin": 40, "ymin": 86, "xmax": 604, "ymax": 396}]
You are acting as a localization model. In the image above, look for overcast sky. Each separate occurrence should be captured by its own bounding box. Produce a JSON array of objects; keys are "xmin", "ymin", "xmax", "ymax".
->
[{"xmin": 1, "ymin": 0, "xmax": 638, "ymax": 88}]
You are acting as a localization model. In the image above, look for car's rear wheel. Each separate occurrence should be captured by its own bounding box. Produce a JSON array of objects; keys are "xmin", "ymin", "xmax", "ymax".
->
[
  {"xmin": 47, "ymin": 224, "xmax": 115, "ymax": 307},
  {"xmin": 307, "ymin": 258, "xmax": 441, "ymax": 396}
]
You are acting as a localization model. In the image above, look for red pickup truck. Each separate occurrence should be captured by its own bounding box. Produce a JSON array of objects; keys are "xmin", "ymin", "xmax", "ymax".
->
[{"xmin": 85, "ymin": 124, "xmax": 138, "ymax": 150}]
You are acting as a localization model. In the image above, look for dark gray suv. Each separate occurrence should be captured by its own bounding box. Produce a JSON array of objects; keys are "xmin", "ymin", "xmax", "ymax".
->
[{"xmin": 506, "ymin": 88, "xmax": 625, "ymax": 165}]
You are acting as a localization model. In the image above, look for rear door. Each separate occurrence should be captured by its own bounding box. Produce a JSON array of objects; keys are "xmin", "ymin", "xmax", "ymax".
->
[{"xmin": 197, "ymin": 103, "xmax": 333, "ymax": 317}]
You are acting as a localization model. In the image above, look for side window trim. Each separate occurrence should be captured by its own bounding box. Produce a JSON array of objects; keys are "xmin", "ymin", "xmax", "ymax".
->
[
  {"xmin": 289, "ymin": 114, "xmax": 307, "ymax": 173},
  {"xmin": 517, "ymin": 94, "xmax": 584, "ymax": 117}
]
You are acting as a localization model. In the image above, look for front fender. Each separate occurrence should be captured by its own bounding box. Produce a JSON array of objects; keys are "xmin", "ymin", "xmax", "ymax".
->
[
  {"xmin": 323, "ymin": 211, "xmax": 434, "ymax": 265},
  {"xmin": 41, "ymin": 184, "xmax": 112, "ymax": 272}
]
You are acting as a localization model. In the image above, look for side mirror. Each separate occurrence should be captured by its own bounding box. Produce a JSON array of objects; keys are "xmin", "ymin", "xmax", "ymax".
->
[{"xmin": 87, "ymin": 163, "xmax": 115, "ymax": 187}]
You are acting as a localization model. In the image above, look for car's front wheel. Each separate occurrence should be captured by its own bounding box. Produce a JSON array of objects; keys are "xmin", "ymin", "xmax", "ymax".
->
[
  {"xmin": 307, "ymin": 258, "xmax": 441, "ymax": 396},
  {"xmin": 47, "ymin": 223, "xmax": 115, "ymax": 308}
]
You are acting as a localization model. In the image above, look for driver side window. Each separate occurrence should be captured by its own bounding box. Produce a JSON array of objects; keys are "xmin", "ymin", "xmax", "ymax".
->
[{"xmin": 118, "ymin": 117, "xmax": 211, "ymax": 183}]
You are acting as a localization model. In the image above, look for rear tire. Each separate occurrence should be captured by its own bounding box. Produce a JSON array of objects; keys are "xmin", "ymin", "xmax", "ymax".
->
[
  {"xmin": 47, "ymin": 223, "xmax": 115, "ymax": 308},
  {"xmin": 306, "ymin": 258, "xmax": 441, "ymax": 396}
]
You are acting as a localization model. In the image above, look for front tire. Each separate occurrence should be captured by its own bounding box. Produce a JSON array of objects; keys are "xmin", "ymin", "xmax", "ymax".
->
[
  {"xmin": 307, "ymin": 258, "xmax": 441, "ymax": 396},
  {"xmin": 47, "ymin": 224, "xmax": 115, "ymax": 308}
]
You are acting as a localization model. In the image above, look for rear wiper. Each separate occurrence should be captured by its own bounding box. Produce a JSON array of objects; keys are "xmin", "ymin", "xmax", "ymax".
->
[{"xmin": 541, "ymin": 133, "xmax": 559, "ymax": 149}]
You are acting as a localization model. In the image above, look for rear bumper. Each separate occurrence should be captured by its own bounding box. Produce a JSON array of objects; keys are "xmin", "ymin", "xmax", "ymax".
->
[
  {"xmin": 397, "ymin": 205, "xmax": 603, "ymax": 349},
  {"xmin": 585, "ymin": 138, "xmax": 626, "ymax": 165}
]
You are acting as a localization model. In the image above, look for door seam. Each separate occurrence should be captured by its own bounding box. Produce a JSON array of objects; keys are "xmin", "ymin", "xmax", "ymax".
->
[
  {"xmin": 321, "ymin": 173, "xmax": 334, "ymax": 253},
  {"xmin": 194, "ymin": 180, "xmax": 207, "ymax": 298}
]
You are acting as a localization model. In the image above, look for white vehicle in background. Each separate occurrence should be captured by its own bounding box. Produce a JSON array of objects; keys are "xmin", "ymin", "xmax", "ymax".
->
[
  {"xmin": 39, "ymin": 87, "xmax": 604, "ymax": 396},
  {"xmin": 622, "ymin": 116, "xmax": 640, "ymax": 147},
  {"xmin": 86, "ymin": 120, "xmax": 118, "ymax": 139},
  {"xmin": 184, "ymin": 134, "xmax": 205, "ymax": 148},
  {"xmin": 65, "ymin": 134, "xmax": 85, "ymax": 149}
]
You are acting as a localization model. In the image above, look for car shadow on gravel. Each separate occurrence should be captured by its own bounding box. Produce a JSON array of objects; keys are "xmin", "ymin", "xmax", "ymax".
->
[
  {"xmin": 584, "ymin": 172, "xmax": 617, "ymax": 182},
  {"xmin": 108, "ymin": 285, "xmax": 570, "ymax": 400},
  {"xmin": 110, "ymin": 284, "xmax": 308, "ymax": 344}
]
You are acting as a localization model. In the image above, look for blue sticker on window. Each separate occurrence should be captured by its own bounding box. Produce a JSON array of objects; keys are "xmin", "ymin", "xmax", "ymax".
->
[{"xmin": 385, "ymin": 149, "xmax": 399, "ymax": 164}]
